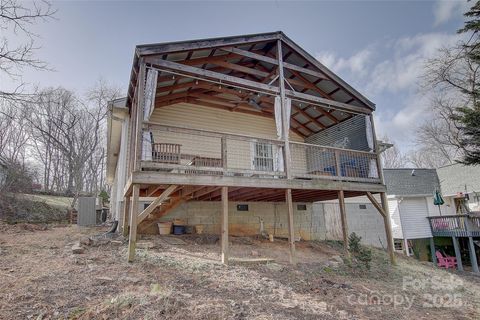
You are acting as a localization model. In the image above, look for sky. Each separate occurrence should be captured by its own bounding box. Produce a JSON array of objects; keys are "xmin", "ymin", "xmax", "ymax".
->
[{"xmin": 4, "ymin": 0, "xmax": 472, "ymax": 151}]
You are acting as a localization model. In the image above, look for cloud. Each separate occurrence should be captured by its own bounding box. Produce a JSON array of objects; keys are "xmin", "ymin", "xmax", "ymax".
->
[
  {"xmin": 316, "ymin": 47, "xmax": 373, "ymax": 77},
  {"xmin": 315, "ymin": 32, "xmax": 463, "ymax": 151},
  {"xmin": 433, "ymin": 0, "xmax": 469, "ymax": 26}
]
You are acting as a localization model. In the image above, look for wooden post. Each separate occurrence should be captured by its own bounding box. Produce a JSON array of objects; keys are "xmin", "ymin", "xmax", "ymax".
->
[
  {"xmin": 277, "ymin": 39, "xmax": 292, "ymax": 179},
  {"xmin": 134, "ymin": 60, "xmax": 146, "ymax": 172},
  {"xmin": 127, "ymin": 184, "xmax": 140, "ymax": 262},
  {"xmin": 380, "ymin": 192, "xmax": 396, "ymax": 265},
  {"xmin": 221, "ymin": 136, "xmax": 227, "ymax": 174},
  {"xmin": 286, "ymin": 188, "xmax": 296, "ymax": 264},
  {"xmin": 338, "ymin": 190, "xmax": 349, "ymax": 254},
  {"xmin": 404, "ymin": 238, "xmax": 410, "ymax": 256},
  {"xmin": 430, "ymin": 237, "xmax": 437, "ymax": 267},
  {"xmin": 467, "ymin": 236, "xmax": 479, "ymax": 273},
  {"xmin": 452, "ymin": 236, "xmax": 463, "ymax": 271},
  {"xmin": 121, "ymin": 196, "xmax": 130, "ymax": 237},
  {"xmin": 221, "ymin": 186, "xmax": 229, "ymax": 264}
]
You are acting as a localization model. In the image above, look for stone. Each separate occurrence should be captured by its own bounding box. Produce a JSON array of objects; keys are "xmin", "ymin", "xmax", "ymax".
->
[
  {"xmin": 251, "ymin": 250, "xmax": 259, "ymax": 257},
  {"xmin": 80, "ymin": 237, "xmax": 93, "ymax": 246},
  {"xmin": 110, "ymin": 240, "xmax": 123, "ymax": 246},
  {"xmin": 330, "ymin": 255, "xmax": 343, "ymax": 263},
  {"xmin": 137, "ymin": 241, "xmax": 156, "ymax": 249},
  {"xmin": 72, "ymin": 244, "xmax": 84, "ymax": 254}
]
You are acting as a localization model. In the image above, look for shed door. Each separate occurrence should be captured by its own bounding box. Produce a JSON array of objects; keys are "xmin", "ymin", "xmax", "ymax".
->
[{"xmin": 399, "ymin": 198, "xmax": 431, "ymax": 239}]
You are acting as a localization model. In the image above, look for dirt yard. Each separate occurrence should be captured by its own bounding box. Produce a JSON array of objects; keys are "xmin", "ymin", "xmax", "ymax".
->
[{"xmin": 0, "ymin": 222, "xmax": 479, "ymax": 319}]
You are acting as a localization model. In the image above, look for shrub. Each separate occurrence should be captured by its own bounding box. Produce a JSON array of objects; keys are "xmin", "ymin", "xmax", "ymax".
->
[{"xmin": 348, "ymin": 232, "xmax": 372, "ymax": 271}]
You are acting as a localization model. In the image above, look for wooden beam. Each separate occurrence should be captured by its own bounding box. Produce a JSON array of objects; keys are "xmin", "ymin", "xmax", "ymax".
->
[
  {"xmin": 286, "ymin": 189, "xmax": 296, "ymax": 264},
  {"xmin": 285, "ymin": 89, "xmax": 371, "ymax": 115},
  {"xmin": 220, "ymin": 46, "xmax": 278, "ymax": 65},
  {"xmin": 338, "ymin": 190, "xmax": 349, "ymax": 254},
  {"xmin": 146, "ymin": 57, "xmax": 280, "ymax": 94},
  {"xmin": 138, "ymin": 196, "xmax": 184, "ymax": 232},
  {"xmin": 121, "ymin": 196, "xmax": 130, "ymax": 237},
  {"xmin": 137, "ymin": 33, "xmax": 279, "ymax": 56},
  {"xmin": 380, "ymin": 192, "xmax": 396, "ymax": 265},
  {"xmin": 127, "ymin": 185, "xmax": 140, "ymax": 262},
  {"xmin": 221, "ymin": 186, "xmax": 229, "ymax": 264},
  {"xmin": 365, "ymin": 192, "xmax": 386, "ymax": 217},
  {"xmin": 146, "ymin": 185, "xmax": 165, "ymax": 197},
  {"xmin": 132, "ymin": 171, "xmax": 387, "ymax": 192},
  {"xmin": 277, "ymin": 39, "xmax": 292, "ymax": 179},
  {"xmin": 137, "ymin": 185, "xmax": 178, "ymax": 224}
]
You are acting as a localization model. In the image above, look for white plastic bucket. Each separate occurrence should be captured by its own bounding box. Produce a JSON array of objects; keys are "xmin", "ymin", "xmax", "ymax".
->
[{"xmin": 158, "ymin": 222, "xmax": 172, "ymax": 235}]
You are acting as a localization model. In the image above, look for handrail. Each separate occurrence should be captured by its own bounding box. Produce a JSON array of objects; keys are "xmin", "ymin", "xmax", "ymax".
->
[{"xmin": 290, "ymin": 140, "xmax": 376, "ymax": 155}]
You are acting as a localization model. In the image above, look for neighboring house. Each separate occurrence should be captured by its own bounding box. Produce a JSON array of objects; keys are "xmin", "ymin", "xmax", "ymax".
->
[
  {"xmin": 437, "ymin": 163, "xmax": 480, "ymax": 214},
  {"xmin": 383, "ymin": 169, "xmax": 442, "ymax": 257},
  {"xmin": 384, "ymin": 166, "xmax": 480, "ymax": 273},
  {"xmin": 106, "ymin": 32, "xmax": 394, "ymax": 264}
]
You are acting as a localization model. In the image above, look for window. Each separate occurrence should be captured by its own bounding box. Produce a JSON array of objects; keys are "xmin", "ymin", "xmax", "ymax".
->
[
  {"xmin": 297, "ymin": 204, "xmax": 307, "ymax": 211},
  {"xmin": 237, "ymin": 204, "xmax": 249, "ymax": 211},
  {"xmin": 359, "ymin": 204, "xmax": 367, "ymax": 210},
  {"xmin": 253, "ymin": 142, "xmax": 274, "ymax": 171}
]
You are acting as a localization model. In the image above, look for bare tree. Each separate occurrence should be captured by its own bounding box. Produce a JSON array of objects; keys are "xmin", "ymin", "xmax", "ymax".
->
[
  {"xmin": 380, "ymin": 136, "xmax": 408, "ymax": 169},
  {"xmin": 0, "ymin": 0, "xmax": 56, "ymax": 101}
]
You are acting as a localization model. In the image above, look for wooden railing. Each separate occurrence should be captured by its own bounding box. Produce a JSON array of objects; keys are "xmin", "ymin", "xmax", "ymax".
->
[
  {"xmin": 428, "ymin": 215, "xmax": 480, "ymax": 237},
  {"xmin": 140, "ymin": 124, "xmax": 381, "ymax": 184}
]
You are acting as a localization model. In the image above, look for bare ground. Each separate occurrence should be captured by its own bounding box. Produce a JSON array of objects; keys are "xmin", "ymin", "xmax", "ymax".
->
[{"xmin": 0, "ymin": 222, "xmax": 479, "ymax": 319}]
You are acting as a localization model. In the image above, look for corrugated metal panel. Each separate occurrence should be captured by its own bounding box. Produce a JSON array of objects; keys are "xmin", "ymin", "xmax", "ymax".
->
[
  {"xmin": 149, "ymin": 102, "xmax": 304, "ymax": 142},
  {"xmin": 305, "ymin": 115, "xmax": 369, "ymax": 151},
  {"xmin": 77, "ymin": 197, "xmax": 96, "ymax": 226},
  {"xmin": 398, "ymin": 197, "xmax": 431, "ymax": 239}
]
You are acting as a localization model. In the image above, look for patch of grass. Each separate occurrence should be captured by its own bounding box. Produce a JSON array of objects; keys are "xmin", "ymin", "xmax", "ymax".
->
[{"xmin": 68, "ymin": 307, "xmax": 85, "ymax": 319}]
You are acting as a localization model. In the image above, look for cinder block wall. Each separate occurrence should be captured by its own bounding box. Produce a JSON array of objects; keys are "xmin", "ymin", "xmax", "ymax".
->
[
  {"xmin": 134, "ymin": 199, "xmax": 386, "ymax": 247},
  {"xmin": 152, "ymin": 201, "xmax": 327, "ymax": 241}
]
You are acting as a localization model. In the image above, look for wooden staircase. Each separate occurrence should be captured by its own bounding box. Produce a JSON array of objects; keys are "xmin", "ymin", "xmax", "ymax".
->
[{"xmin": 138, "ymin": 196, "xmax": 184, "ymax": 233}]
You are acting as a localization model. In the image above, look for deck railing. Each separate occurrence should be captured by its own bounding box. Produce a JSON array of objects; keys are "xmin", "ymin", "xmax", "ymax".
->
[
  {"xmin": 428, "ymin": 215, "xmax": 480, "ymax": 237},
  {"xmin": 290, "ymin": 141, "xmax": 380, "ymax": 183},
  {"xmin": 140, "ymin": 124, "xmax": 381, "ymax": 183}
]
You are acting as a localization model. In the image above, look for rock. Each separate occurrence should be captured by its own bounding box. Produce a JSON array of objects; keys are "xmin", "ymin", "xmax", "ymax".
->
[
  {"xmin": 137, "ymin": 241, "xmax": 156, "ymax": 249},
  {"xmin": 79, "ymin": 237, "xmax": 92, "ymax": 246},
  {"xmin": 71, "ymin": 244, "xmax": 84, "ymax": 254},
  {"xmin": 251, "ymin": 250, "xmax": 259, "ymax": 257},
  {"xmin": 96, "ymin": 276, "xmax": 113, "ymax": 282},
  {"xmin": 110, "ymin": 240, "xmax": 123, "ymax": 246},
  {"xmin": 330, "ymin": 255, "xmax": 343, "ymax": 263}
]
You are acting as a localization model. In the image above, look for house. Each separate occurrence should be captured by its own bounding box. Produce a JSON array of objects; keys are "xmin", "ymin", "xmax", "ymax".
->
[
  {"xmin": 437, "ymin": 163, "xmax": 480, "ymax": 214},
  {"xmin": 384, "ymin": 166, "xmax": 479, "ymax": 273},
  {"xmin": 383, "ymin": 169, "xmax": 442, "ymax": 258},
  {"xmin": 429, "ymin": 163, "xmax": 480, "ymax": 273},
  {"xmin": 105, "ymin": 32, "xmax": 394, "ymax": 264}
]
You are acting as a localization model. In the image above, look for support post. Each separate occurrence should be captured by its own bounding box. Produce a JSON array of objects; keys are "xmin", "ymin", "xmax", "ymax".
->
[
  {"xmin": 221, "ymin": 137, "xmax": 227, "ymax": 174},
  {"xmin": 127, "ymin": 185, "xmax": 140, "ymax": 262},
  {"xmin": 404, "ymin": 238, "xmax": 410, "ymax": 256},
  {"xmin": 430, "ymin": 237, "xmax": 437, "ymax": 267},
  {"xmin": 338, "ymin": 190, "xmax": 349, "ymax": 254},
  {"xmin": 452, "ymin": 236, "xmax": 463, "ymax": 271},
  {"xmin": 467, "ymin": 236, "xmax": 479, "ymax": 273},
  {"xmin": 221, "ymin": 186, "xmax": 229, "ymax": 264},
  {"xmin": 121, "ymin": 196, "xmax": 130, "ymax": 237},
  {"xmin": 277, "ymin": 39, "xmax": 292, "ymax": 179},
  {"xmin": 380, "ymin": 192, "xmax": 396, "ymax": 265},
  {"xmin": 286, "ymin": 188, "xmax": 296, "ymax": 264}
]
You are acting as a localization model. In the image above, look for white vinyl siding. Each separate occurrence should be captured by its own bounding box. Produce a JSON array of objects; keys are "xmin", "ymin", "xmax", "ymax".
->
[{"xmin": 398, "ymin": 197, "xmax": 431, "ymax": 239}]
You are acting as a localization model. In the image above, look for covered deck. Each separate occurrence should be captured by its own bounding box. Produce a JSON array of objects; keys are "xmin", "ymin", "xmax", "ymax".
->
[{"xmin": 117, "ymin": 32, "xmax": 394, "ymax": 265}]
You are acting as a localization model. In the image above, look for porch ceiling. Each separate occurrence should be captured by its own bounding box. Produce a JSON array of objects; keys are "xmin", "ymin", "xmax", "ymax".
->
[{"xmin": 126, "ymin": 32, "xmax": 375, "ymax": 138}]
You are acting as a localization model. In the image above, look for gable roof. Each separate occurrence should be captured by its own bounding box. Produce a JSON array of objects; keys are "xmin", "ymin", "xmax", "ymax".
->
[
  {"xmin": 384, "ymin": 168, "xmax": 440, "ymax": 197},
  {"xmin": 125, "ymin": 31, "xmax": 376, "ymax": 138},
  {"xmin": 437, "ymin": 163, "xmax": 480, "ymax": 196}
]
